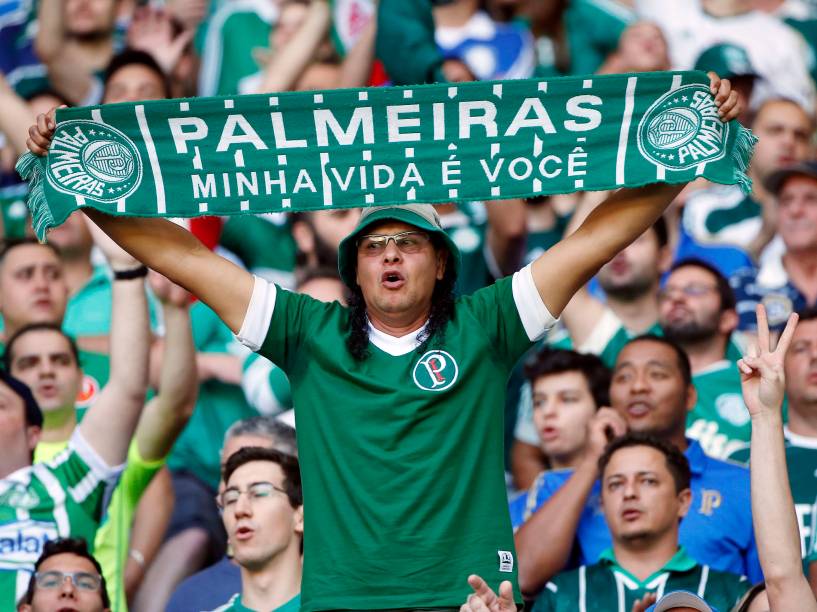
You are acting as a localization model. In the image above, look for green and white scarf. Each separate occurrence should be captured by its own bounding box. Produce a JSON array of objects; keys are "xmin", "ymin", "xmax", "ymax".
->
[{"xmin": 18, "ymin": 71, "xmax": 756, "ymax": 241}]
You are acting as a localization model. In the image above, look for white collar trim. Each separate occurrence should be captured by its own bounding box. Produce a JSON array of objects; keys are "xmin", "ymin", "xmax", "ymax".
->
[
  {"xmin": 784, "ymin": 426, "xmax": 817, "ymax": 449},
  {"xmin": 367, "ymin": 320, "xmax": 428, "ymax": 356}
]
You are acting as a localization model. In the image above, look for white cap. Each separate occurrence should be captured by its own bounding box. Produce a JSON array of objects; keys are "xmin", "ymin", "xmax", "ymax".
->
[{"xmin": 651, "ymin": 591, "xmax": 715, "ymax": 612}]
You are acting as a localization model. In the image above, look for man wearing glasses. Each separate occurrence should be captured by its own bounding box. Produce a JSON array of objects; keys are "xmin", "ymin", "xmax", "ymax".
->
[
  {"xmin": 657, "ymin": 259, "xmax": 747, "ymax": 459},
  {"xmin": 18, "ymin": 538, "xmax": 110, "ymax": 612},
  {"xmin": 209, "ymin": 446, "xmax": 302, "ymax": 612},
  {"xmin": 26, "ymin": 74, "xmax": 740, "ymax": 610}
]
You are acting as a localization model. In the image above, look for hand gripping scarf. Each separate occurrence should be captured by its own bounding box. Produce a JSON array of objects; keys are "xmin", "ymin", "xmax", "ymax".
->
[{"xmin": 17, "ymin": 70, "xmax": 756, "ymax": 241}]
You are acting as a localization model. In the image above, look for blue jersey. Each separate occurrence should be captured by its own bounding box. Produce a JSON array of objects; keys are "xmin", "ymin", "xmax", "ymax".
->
[
  {"xmin": 510, "ymin": 440, "xmax": 762, "ymax": 583},
  {"xmin": 730, "ymin": 265, "xmax": 807, "ymax": 333},
  {"xmin": 166, "ymin": 556, "xmax": 241, "ymax": 612}
]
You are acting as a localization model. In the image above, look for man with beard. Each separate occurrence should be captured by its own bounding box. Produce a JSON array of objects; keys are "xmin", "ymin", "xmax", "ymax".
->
[
  {"xmin": 219, "ymin": 209, "xmax": 362, "ymax": 290},
  {"xmin": 515, "ymin": 335, "xmax": 759, "ymax": 595},
  {"xmin": 658, "ymin": 259, "xmax": 748, "ymax": 459},
  {"xmin": 555, "ymin": 219, "xmax": 670, "ymax": 369}
]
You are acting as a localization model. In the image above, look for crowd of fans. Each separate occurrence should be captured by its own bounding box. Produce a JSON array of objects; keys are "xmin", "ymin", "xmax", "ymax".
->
[{"xmin": 1, "ymin": 0, "xmax": 817, "ymax": 610}]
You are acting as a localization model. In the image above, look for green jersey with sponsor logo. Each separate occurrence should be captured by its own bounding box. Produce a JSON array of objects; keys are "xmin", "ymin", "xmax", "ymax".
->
[
  {"xmin": 243, "ymin": 266, "xmax": 553, "ymax": 611},
  {"xmin": 534, "ymin": 548, "xmax": 748, "ymax": 612},
  {"xmin": 687, "ymin": 360, "xmax": 750, "ymax": 459},
  {"xmin": 209, "ymin": 592, "xmax": 300, "ymax": 612},
  {"xmin": 731, "ymin": 429, "xmax": 817, "ymax": 560},
  {"xmin": 0, "ymin": 430, "xmax": 118, "ymax": 608}
]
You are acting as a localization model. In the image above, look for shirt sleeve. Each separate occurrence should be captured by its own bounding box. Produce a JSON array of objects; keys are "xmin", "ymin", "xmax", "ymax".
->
[
  {"xmin": 511, "ymin": 263, "xmax": 558, "ymax": 343},
  {"xmin": 514, "ymin": 381, "xmax": 540, "ymax": 446},
  {"xmin": 49, "ymin": 429, "xmax": 124, "ymax": 520},
  {"xmin": 235, "ymin": 275, "xmax": 278, "ymax": 352}
]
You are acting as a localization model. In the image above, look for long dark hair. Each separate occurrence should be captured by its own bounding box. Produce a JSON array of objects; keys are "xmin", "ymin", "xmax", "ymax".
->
[{"xmin": 345, "ymin": 241, "xmax": 457, "ymax": 361}]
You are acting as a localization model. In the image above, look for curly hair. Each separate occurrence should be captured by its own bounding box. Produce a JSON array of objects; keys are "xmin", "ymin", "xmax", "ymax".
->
[{"xmin": 345, "ymin": 241, "xmax": 457, "ymax": 361}]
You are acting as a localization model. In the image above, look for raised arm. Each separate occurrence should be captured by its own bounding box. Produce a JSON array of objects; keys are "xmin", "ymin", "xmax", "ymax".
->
[
  {"xmin": 78, "ymin": 224, "xmax": 150, "ymax": 466},
  {"xmin": 135, "ymin": 274, "xmax": 197, "ymax": 462},
  {"xmin": 256, "ymin": 0, "xmax": 331, "ymax": 94},
  {"xmin": 515, "ymin": 408, "xmax": 626, "ymax": 594},
  {"xmin": 740, "ymin": 306, "xmax": 817, "ymax": 611},
  {"xmin": 530, "ymin": 73, "xmax": 739, "ymax": 318},
  {"xmin": 27, "ymin": 108, "xmax": 256, "ymax": 333},
  {"xmin": 484, "ymin": 199, "xmax": 527, "ymax": 277},
  {"xmin": 0, "ymin": 73, "xmax": 36, "ymax": 155}
]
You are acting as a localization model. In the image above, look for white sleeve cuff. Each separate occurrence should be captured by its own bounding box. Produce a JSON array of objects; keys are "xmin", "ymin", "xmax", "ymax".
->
[
  {"xmin": 512, "ymin": 263, "xmax": 557, "ymax": 342},
  {"xmin": 235, "ymin": 276, "xmax": 277, "ymax": 352}
]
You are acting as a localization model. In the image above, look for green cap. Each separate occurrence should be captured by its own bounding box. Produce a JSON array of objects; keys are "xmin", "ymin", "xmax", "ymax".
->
[
  {"xmin": 337, "ymin": 204, "xmax": 461, "ymax": 289},
  {"xmin": 693, "ymin": 43, "xmax": 757, "ymax": 80}
]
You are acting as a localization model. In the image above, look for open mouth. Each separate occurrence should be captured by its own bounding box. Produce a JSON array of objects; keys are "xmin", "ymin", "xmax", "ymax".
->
[
  {"xmin": 622, "ymin": 509, "xmax": 642, "ymax": 521},
  {"xmin": 626, "ymin": 402, "xmax": 652, "ymax": 418},
  {"xmin": 540, "ymin": 426, "xmax": 559, "ymax": 441},
  {"xmin": 381, "ymin": 271, "xmax": 405, "ymax": 289},
  {"xmin": 234, "ymin": 525, "xmax": 255, "ymax": 541}
]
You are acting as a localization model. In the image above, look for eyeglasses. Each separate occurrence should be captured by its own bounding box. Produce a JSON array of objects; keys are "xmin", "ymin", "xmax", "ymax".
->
[
  {"xmin": 658, "ymin": 283, "xmax": 719, "ymax": 301},
  {"xmin": 218, "ymin": 482, "xmax": 287, "ymax": 509},
  {"xmin": 35, "ymin": 570, "xmax": 102, "ymax": 591},
  {"xmin": 356, "ymin": 231, "xmax": 432, "ymax": 255}
]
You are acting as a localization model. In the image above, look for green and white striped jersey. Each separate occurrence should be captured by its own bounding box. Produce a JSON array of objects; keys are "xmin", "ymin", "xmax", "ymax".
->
[
  {"xmin": 533, "ymin": 548, "xmax": 748, "ymax": 612},
  {"xmin": 0, "ymin": 430, "xmax": 119, "ymax": 608}
]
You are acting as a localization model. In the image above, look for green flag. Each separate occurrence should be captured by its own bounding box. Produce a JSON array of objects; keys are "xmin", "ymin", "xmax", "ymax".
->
[{"xmin": 18, "ymin": 71, "xmax": 755, "ymax": 241}]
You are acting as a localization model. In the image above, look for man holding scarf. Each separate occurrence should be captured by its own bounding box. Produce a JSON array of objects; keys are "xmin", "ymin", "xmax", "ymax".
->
[{"xmin": 25, "ymin": 73, "xmax": 740, "ymax": 611}]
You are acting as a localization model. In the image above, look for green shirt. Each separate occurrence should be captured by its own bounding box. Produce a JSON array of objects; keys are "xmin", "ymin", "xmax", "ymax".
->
[
  {"xmin": 34, "ymin": 439, "xmax": 164, "ymax": 612},
  {"xmin": 549, "ymin": 306, "xmax": 663, "ymax": 369},
  {"xmin": 534, "ymin": 548, "xmax": 748, "ymax": 612},
  {"xmin": 731, "ymin": 428, "xmax": 817, "ymax": 560},
  {"xmin": 0, "ymin": 430, "xmax": 119, "ymax": 608},
  {"xmin": 564, "ymin": 0, "xmax": 634, "ymax": 75},
  {"xmin": 210, "ymin": 592, "xmax": 301, "ymax": 612},
  {"xmin": 63, "ymin": 265, "xmax": 162, "ymax": 339},
  {"xmin": 686, "ymin": 361, "xmax": 750, "ymax": 459},
  {"xmin": 241, "ymin": 351, "xmax": 292, "ymax": 416},
  {"xmin": 240, "ymin": 266, "xmax": 555, "ymax": 610},
  {"xmin": 219, "ymin": 214, "xmax": 296, "ymax": 288},
  {"xmin": 168, "ymin": 301, "xmax": 255, "ymax": 491},
  {"xmin": 683, "ymin": 185, "xmax": 761, "ymax": 249},
  {"xmin": 198, "ymin": 0, "xmax": 277, "ymax": 97}
]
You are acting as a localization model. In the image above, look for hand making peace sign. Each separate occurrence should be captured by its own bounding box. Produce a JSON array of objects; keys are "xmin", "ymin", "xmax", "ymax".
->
[{"xmin": 737, "ymin": 304, "xmax": 799, "ymax": 418}]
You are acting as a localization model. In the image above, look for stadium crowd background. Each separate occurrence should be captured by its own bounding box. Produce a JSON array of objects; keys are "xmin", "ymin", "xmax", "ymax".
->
[{"xmin": 1, "ymin": 0, "xmax": 817, "ymax": 610}]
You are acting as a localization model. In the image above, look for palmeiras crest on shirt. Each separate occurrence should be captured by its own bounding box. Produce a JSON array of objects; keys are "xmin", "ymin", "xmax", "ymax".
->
[
  {"xmin": 46, "ymin": 120, "xmax": 143, "ymax": 204},
  {"xmin": 412, "ymin": 350, "xmax": 459, "ymax": 392},
  {"xmin": 637, "ymin": 84, "xmax": 730, "ymax": 171}
]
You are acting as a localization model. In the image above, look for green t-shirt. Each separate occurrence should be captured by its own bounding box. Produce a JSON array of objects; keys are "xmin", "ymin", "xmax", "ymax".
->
[
  {"xmin": 242, "ymin": 267, "xmax": 554, "ymax": 610},
  {"xmin": 34, "ymin": 439, "xmax": 164, "ymax": 612},
  {"xmin": 564, "ymin": 0, "xmax": 634, "ymax": 75},
  {"xmin": 0, "ymin": 430, "xmax": 119, "ymax": 608},
  {"xmin": 198, "ymin": 0, "xmax": 277, "ymax": 97},
  {"xmin": 549, "ymin": 306, "xmax": 663, "ymax": 369},
  {"xmin": 534, "ymin": 548, "xmax": 748, "ymax": 612},
  {"xmin": 686, "ymin": 360, "xmax": 750, "ymax": 460},
  {"xmin": 731, "ymin": 429, "xmax": 817, "ymax": 560},
  {"xmin": 683, "ymin": 184, "xmax": 761, "ymax": 249},
  {"xmin": 168, "ymin": 301, "xmax": 255, "ymax": 491},
  {"xmin": 209, "ymin": 592, "xmax": 301, "ymax": 612},
  {"xmin": 0, "ymin": 182, "xmax": 30, "ymax": 239},
  {"xmin": 219, "ymin": 214, "xmax": 296, "ymax": 288},
  {"xmin": 241, "ymin": 351, "xmax": 292, "ymax": 415},
  {"xmin": 62, "ymin": 266, "xmax": 162, "ymax": 339}
]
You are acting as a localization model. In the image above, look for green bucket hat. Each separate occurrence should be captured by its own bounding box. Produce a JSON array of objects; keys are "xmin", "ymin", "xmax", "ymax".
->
[
  {"xmin": 693, "ymin": 43, "xmax": 757, "ymax": 80},
  {"xmin": 337, "ymin": 204, "xmax": 461, "ymax": 289}
]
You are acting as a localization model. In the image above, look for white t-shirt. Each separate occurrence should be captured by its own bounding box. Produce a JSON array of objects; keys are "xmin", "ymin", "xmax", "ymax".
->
[{"xmin": 636, "ymin": 0, "xmax": 816, "ymax": 111}]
